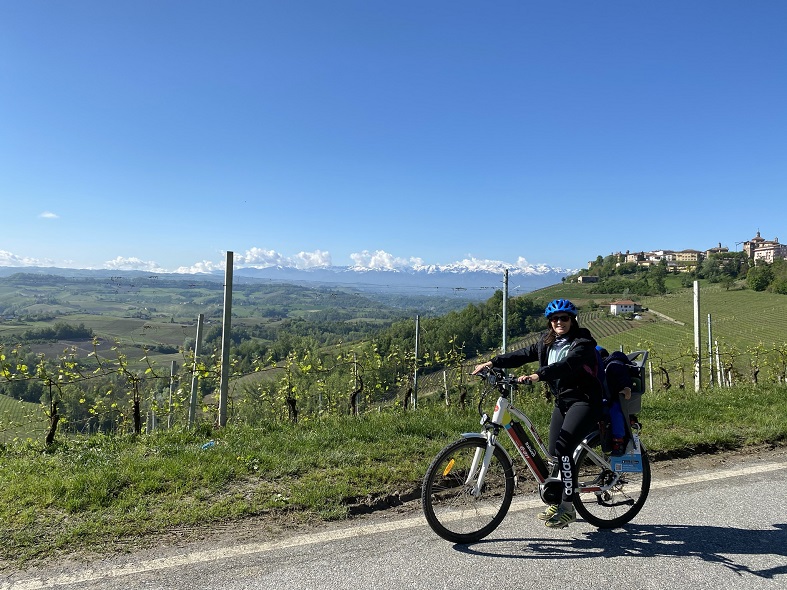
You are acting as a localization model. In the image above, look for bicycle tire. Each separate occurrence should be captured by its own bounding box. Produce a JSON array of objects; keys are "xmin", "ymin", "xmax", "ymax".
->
[
  {"xmin": 421, "ymin": 437, "xmax": 515, "ymax": 543},
  {"xmin": 573, "ymin": 431, "xmax": 651, "ymax": 529}
]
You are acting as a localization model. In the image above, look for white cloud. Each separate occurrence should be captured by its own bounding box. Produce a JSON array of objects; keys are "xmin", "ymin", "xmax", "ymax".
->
[
  {"xmin": 349, "ymin": 249, "xmax": 421, "ymax": 270},
  {"xmin": 236, "ymin": 247, "xmax": 287, "ymax": 268},
  {"xmin": 0, "ymin": 246, "xmax": 570, "ymax": 275},
  {"xmin": 39, "ymin": 211, "xmax": 59, "ymax": 219},
  {"xmin": 173, "ymin": 260, "xmax": 222, "ymax": 274},
  {"xmin": 342, "ymin": 250, "xmax": 551, "ymax": 273},
  {"xmin": 0, "ymin": 250, "xmax": 50, "ymax": 267},
  {"xmin": 403, "ymin": 255, "xmax": 562, "ymax": 275},
  {"xmin": 451, "ymin": 256, "xmax": 509, "ymax": 272},
  {"xmin": 173, "ymin": 260, "xmax": 220, "ymax": 274},
  {"xmin": 103, "ymin": 256, "xmax": 165, "ymax": 272},
  {"xmin": 292, "ymin": 249, "xmax": 332, "ymax": 269},
  {"xmin": 235, "ymin": 247, "xmax": 332, "ymax": 270}
]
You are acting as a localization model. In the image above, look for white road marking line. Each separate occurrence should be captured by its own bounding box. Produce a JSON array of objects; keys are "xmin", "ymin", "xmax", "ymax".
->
[
  {"xmin": 649, "ymin": 461, "xmax": 786, "ymax": 489},
  {"xmin": 5, "ymin": 460, "xmax": 785, "ymax": 590}
]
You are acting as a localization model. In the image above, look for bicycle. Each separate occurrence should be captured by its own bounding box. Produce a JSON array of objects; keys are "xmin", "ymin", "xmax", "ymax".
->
[{"xmin": 421, "ymin": 366, "xmax": 651, "ymax": 543}]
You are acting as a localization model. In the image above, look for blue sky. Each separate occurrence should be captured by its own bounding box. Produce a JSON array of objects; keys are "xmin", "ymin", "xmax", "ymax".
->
[{"xmin": 1, "ymin": 1, "xmax": 785, "ymax": 274}]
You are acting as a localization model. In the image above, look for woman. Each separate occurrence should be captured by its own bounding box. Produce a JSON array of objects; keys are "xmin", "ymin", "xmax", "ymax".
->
[{"xmin": 473, "ymin": 298, "xmax": 602, "ymax": 529}]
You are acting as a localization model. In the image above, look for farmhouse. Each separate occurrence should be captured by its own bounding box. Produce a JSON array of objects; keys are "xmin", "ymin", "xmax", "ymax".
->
[{"xmin": 609, "ymin": 299, "xmax": 641, "ymax": 316}]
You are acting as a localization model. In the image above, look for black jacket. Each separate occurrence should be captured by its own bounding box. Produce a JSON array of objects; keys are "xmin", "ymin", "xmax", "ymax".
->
[{"xmin": 490, "ymin": 327, "xmax": 602, "ymax": 404}]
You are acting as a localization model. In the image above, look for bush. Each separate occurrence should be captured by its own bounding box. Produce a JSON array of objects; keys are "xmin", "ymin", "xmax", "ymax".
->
[{"xmin": 21, "ymin": 322, "xmax": 94, "ymax": 342}]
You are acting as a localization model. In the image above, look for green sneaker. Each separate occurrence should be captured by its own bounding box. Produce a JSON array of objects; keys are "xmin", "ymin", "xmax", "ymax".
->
[
  {"xmin": 544, "ymin": 505, "xmax": 576, "ymax": 529},
  {"xmin": 537, "ymin": 504, "xmax": 559, "ymax": 521}
]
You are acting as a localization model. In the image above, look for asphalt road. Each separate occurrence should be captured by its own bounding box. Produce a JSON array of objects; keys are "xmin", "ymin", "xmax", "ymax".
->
[{"xmin": 4, "ymin": 448, "xmax": 787, "ymax": 590}]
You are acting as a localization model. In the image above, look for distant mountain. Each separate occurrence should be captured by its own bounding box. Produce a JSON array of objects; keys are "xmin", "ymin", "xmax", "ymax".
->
[
  {"xmin": 232, "ymin": 265, "xmax": 571, "ymax": 298},
  {"xmin": 0, "ymin": 262, "xmax": 573, "ymax": 300}
]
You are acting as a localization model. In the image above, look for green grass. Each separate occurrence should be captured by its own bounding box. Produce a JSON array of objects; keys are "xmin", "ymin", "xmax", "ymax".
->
[{"xmin": 2, "ymin": 382, "xmax": 786, "ymax": 565}]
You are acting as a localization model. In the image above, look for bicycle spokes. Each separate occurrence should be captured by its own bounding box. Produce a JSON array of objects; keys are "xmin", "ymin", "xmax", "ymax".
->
[{"xmin": 422, "ymin": 438, "xmax": 515, "ymax": 543}]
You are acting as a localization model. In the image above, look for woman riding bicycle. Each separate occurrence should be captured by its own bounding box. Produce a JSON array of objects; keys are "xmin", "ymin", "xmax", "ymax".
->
[{"xmin": 473, "ymin": 298, "xmax": 603, "ymax": 529}]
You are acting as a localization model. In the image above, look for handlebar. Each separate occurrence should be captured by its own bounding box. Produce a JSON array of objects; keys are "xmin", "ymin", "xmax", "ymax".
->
[
  {"xmin": 473, "ymin": 367, "xmax": 531, "ymax": 422},
  {"xmin": 474, "ymin": 367, "xmax": 530, "ymax": 388}
]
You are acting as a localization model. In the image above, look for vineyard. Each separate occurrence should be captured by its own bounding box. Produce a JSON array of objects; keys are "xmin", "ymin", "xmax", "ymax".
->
[
  {"xmin": 3, "ymin": 276, "xmax": 787, "ymax": 443},
  {"xmin": 414, "ymin": 284, "xmax": 787, "ymax": 400},
  {"xmin": 641, "ymin": 285, "xmax": 787, "ymax": 351},
  {"xmin": 0, "ymin": 395, "xmax": 45, "ymax": 442}
]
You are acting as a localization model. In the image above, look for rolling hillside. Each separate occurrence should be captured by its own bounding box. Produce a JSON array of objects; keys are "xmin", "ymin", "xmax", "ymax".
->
[{"xmin": 3, "ymin": 270, "xmax": 787, "ymax": 439}]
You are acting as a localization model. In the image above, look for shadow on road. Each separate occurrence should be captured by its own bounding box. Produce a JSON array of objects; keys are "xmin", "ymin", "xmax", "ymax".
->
[{"xmin": 454, "ymin": 523, "xmax": 787, "ymax": 579}]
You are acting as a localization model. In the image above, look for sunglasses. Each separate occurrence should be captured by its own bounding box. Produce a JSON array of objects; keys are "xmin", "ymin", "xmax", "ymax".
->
[{"xmin": 549, "ymin": 314, "xmax": 573, "ymax": 323}]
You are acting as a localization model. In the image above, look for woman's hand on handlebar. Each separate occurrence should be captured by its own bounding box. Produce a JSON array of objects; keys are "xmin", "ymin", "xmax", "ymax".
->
[
  {"xmin": 517, "ymin": 373, "xmax": 539, "ymax": 384},
  {"xmin": 472, "ymin": 361, "xmax": 493, "ymax": 375},
  {"xmin": 471, "ymin": 363, "xmax": 538, "ymax": 384}
]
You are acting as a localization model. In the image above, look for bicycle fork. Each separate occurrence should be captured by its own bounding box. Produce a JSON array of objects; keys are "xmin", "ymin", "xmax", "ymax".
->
[
  {"xmin": 466, "ymin": 434, "xmax": 497, "ymax": 497},
  {"xmin": 465, "ymin": 391, "xmax": 517, "ymax": 497}
]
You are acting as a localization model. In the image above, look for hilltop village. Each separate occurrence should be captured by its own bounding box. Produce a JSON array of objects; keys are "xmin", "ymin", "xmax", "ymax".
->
[
  {"xmin": 575, "ymin": 231, "xmax": 786, "ymax": 314},
  {"xmin": 583, "ymin": 230, "xmax": 786, "ymax": 278}
]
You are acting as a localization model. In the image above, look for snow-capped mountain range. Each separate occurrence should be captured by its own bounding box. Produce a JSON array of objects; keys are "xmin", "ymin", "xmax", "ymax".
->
[
  {"xmin": 0, "ymin": 259, "xmax": 575, "ymax": 300},
  {"xmin": 234, "ymin": 263, "xmax": 572, "ymax": 298}
]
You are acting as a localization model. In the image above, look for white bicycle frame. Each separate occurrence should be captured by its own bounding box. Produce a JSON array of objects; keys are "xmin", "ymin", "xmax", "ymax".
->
[{"xmin": 463, "ymin": 390, "xmax": 624, "ymax": 497}]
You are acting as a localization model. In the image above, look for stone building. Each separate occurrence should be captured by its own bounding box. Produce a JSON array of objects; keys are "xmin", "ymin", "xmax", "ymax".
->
[{"xmin": 743, "ymin": 231, "xmax": 787, "ymax": 263}]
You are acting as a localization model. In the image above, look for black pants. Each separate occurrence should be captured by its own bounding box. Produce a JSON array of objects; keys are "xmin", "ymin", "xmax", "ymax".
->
[{"xmin": 548, "ymin": 400, "xmax": 599, "ymax": 503}]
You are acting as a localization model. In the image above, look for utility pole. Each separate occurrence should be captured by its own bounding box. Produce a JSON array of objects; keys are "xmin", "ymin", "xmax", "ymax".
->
[
  {"xmin": 707, "ymin": 314, "xmax": 714, "ymax": 387},
  {"xmin": 412, "ymin": 314, "xmax": 420, "ymax": 410},
  {"xmin": 188, "ymin": 313, "xmax": 204, "ymax": 428},
  {"xmin": 352, "ymin": 352, "xmax": 360, "ymax": 416},
  {"xmin": 501, "ymin": 269, "xmax": 508, "ymax": 354},
  {"xmin": 218, "ymin": 251, "xmax": 233, "ymax": 427},
  {"xmin": 693, "ymin": 280, "xmax": 701, "ymax": 391},
  {"xmin": 715, "ymin": 340, "xmax": 723, "ymax": 386},
  {"xmin": 167, "ymin": 360, "xmax": 176, "ymax": 428}
]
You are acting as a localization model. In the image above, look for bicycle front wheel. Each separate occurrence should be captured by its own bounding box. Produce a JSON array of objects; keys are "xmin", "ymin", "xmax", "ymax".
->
[
  {"xmin": 421, "ymin": 437, "xmax": 515, "ymax": 543},
  {"xmin": 573, "ymin": 432, "xmax": 651, "ymax": 529}
]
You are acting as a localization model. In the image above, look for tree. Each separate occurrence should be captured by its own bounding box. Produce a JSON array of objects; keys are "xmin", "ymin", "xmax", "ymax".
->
[
  {"xmin": 746, "ymin": 263, "xmax": 774, "ymax": 292},
  {"xmin": 719, "ymin": 276, "xmax": 735, "ymax": 291},
  {"xmin": 650, "ymin": 261, "xmax": 668, "ymax": 294},
  {"xmin": 768, "ymin": 258, "xmax": 787, "ymax": 294}
]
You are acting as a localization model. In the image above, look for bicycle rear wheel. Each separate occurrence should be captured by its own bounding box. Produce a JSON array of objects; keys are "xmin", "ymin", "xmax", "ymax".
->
[
  {"xmin": 573, "ymin": 431, "xmax": 651, "ymax": 529},
  {"xmin": 422, "ymin": 437, "xmax": 515, "ymax": 543}
]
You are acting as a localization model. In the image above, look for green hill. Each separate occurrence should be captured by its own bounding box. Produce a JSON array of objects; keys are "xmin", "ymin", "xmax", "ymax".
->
[{"xmin": 523, "ymin": 281, "xmax": 784, "ymax": 387}]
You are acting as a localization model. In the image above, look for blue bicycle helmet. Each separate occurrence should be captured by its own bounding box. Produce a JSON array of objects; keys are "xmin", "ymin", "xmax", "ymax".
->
[{"xmin": 544, "ymin": 298, "xmax": 578, "ymax": 318}]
